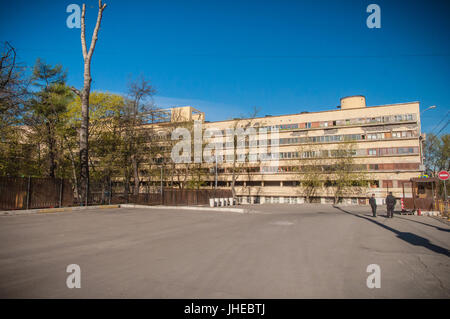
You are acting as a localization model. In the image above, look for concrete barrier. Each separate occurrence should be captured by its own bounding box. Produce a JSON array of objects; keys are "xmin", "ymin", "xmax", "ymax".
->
[
  {"xmin": 120, "ymin": 204, "xmax": 247, "ymax": 213},
  {"xmin": 0, "ymin": 204, "xmax": 120, "ymax": 216}
]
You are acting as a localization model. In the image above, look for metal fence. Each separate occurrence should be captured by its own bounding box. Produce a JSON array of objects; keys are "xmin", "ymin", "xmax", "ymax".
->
[
  {"xmin": 0, "ymin": 176, "xmax": 73, "ymax": 210},
  {"xmin": 161, "ymin": 188, "xmax": 232, "ymax": 206},
  {"xmin": 1, "ymin": 176, "xmax": 233, "ymax": 210},
  {"xmin": 87, "ymin": 187, "xmax": 233, "ymax": 206}
]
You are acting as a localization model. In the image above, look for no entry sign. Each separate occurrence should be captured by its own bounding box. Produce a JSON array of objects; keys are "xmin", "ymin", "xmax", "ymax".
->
[{"xmin": 438, "ymin": 170, "xmax": 449, "ymax": 181}]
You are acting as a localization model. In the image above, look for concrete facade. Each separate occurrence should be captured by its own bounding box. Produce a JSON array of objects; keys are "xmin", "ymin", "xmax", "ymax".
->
[{"xmin": 140, "ymin": 96, "xmax": 423, "ymax": 204}]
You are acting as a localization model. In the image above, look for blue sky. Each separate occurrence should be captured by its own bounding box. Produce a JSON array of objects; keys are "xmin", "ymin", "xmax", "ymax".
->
[{"xmin": 0, "ymin": 0, "xmax": 449, "ymax": 133}]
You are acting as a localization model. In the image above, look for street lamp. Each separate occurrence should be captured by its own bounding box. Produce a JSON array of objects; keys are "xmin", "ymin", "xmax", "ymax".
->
[
  {"xmin": 419, "ymin": 105, "xmax": 437, "ymax": 167},
  {"xmin": 420, "ymin": 105, "xmax": 436, "ymax": 115}
]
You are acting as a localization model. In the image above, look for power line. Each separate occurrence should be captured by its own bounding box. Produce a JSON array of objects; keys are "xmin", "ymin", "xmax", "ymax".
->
[
  {"xmin": 424, "ymin": 119, "xmax": 450, "ymax": 156},
  {"xmin": 428, "ymin": 110, "xmax": 450, "ymax": 135},
  {"xmin": 435, "ymin": 119, "xmax": 450, "ymax": 136},
  {"xmin": 12, "ymin": 47, "xmax": 450, "ymax": 59}
]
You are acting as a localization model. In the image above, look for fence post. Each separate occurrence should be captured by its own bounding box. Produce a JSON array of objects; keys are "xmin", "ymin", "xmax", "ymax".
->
[
  {"xmin": 84, "ymin": 179, "xmax": 89, "ymax": 207},
  {"xmin": 26, "ymin": 176, "xmax": 31, "ymax": 210},
  {"xmin": 59, "ymin": 178, "xmax": 63, "ymax": 207}
]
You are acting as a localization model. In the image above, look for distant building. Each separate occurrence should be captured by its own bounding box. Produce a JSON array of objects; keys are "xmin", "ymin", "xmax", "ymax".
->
[{"xmin": 137, "ymin": 96, "xmax": 423, "ymax": 205}]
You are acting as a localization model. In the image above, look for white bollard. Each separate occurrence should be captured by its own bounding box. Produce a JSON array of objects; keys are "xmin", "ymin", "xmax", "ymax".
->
[
  {"xmin": 229, "ymin": 197, "xmax": 234, "ymax": 206},
  {"xmin": 209, "ymin": 198, "xmax": 215, "ymax": 207},
  {"xmin": 214, "ymin": 198, "xmax": 219, "ymax": 207},
  {"xmin": 219, "ymin": 198, "xmax": 224, "ymax": 206}
]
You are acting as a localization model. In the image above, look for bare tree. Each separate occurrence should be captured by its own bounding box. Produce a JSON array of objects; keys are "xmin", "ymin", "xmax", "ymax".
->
[
  {"xmin": 123, "ymin": 76, "xmax": 156, "ymax": 195},
  {"xmin": 295, "ymin": 145, "xmax": 324, "ymax": 203},
  {"xmin": 71, "ymin": 0, "xmax": 107, "ymax": 205},
  {"xmin": 0, "ymin": 42, "xmax": 29, "ymax": 131},
  {"xmin": 0, "ymin": 42, "xmax": 32, "ymax": 176},
  {"xmin": 327, "ymin": 141, "xmax": 367, "ymax": 204},
  {"xmin": 228, "ymin": 107, "xmax": 262, "ymax": 199}
]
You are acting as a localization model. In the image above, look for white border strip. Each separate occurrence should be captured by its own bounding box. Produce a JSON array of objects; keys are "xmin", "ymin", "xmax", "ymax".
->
[{"xmin": 120, "ymin": 204, "xmax": 248, "ymax": 214}]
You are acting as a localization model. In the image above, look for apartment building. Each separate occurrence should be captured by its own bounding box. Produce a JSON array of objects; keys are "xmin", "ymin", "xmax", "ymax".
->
[{"xmin": 144, "ymin": 95, "xmax": 423, "ymax": 205}]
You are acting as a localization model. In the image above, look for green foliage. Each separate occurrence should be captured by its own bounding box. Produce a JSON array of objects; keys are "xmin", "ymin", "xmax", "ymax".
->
[
  {"xmin": 296, "ymin": 141, "xmax": 367, "ymax": 203},
  {"xmin": 32, "ymin": 58, "xmax": 67, "ymax": 87},
  {"xmin": 424, "ymin": 133, "xmax": 449, "ymax": 176},
  {"xmin": 68, "ymin": 91, "xmax": 126, "ymax": 185}
]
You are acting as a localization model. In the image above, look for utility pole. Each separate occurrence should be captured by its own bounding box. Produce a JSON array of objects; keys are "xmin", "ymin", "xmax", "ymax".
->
[
  {"xmin": 160, "ymin": 166, "xmax": 163, "ymax": 194},
  {"xmin": 215, "ymin": 154, "xmax": 218, "ymax": 189},
  {"xmin": 444, "ymin": 179, "xmax": 448, "ymax": 217}
]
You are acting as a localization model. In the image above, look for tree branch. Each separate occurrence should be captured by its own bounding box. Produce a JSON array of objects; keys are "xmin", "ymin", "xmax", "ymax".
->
[
  {"xmin": 81, "ymin": 4, "xmax": 88, "ymax": 60},
  {"xmin": 87, "ymin": 0, "xmax": 107, "ymax": 61},
  {"xmin": 70, "ymin": 87, "xmax": 81, "ymax": 96}
]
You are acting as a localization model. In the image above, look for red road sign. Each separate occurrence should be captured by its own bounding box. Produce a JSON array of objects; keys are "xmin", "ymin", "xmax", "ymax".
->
[{"xmin": 438, "ymin": 170, "xmax": 449, "ymax": 180}]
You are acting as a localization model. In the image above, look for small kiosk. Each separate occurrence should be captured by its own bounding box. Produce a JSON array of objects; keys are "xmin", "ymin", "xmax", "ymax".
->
[{"xmin": 402, "ymin": 177, "xmax": 439, "ymax": 213}]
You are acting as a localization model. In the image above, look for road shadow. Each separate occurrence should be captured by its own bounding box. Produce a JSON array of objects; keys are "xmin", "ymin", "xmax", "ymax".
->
[
  {"xmin": 395, "ymin": 216, "xmax": 450, "ymax": 233},
  {"xmin": 333, "ymin": 206, "xmax": 449, "ymax": 257}
]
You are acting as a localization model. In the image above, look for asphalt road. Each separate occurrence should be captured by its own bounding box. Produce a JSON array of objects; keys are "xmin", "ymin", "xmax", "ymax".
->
[{"xmin": 0, "ymin": 204, "xmax": 449, "ymax": 298}]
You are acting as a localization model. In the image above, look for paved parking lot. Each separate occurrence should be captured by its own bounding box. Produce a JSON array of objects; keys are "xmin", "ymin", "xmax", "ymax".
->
[{"xmin": 0, "ymin": 204, "xmax": 449, "ymax": 298}]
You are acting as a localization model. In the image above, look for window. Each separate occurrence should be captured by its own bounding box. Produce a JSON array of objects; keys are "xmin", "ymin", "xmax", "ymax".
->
[
  {"xmin": 368, "ymin": 149, "xmax": 377, "ymax": 156},
  {"xmin": 382, "ymin": 180, "xmax": 393, "ymax": 188},
  {"xmin": 367, "ymin": 133, "xmax": 385, "ymax": 140},
  {"xmin": 305, "ymin": 122, "xmax": 311, "ymax": 128},
  {"xmin": 302, "ymin": 151, "xmax": 316, "ymax": 158},
  {"xmin": 370, "ymin": 180, "xmax": 379, "ymax": 188},
  {"xmin": 394, "ymin": 115, "xmax": 404, "ymax": 122}
]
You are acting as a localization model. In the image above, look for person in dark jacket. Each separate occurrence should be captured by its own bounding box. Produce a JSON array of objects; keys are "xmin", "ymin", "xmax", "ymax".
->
[
  {"xmin": 369, "ymin": 194, "xmax": 377, "ymax": 217},
  {"xmin": 385, "ymin": 192, "xmax": 396, "ymax": 218}
]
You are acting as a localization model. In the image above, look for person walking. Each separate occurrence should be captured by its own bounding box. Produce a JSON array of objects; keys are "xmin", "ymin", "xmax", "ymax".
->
[
  {"xmin": 369, "ymin": 194, "xmax": 377, "ymax": 217},
  {"xmin": 385, "ymin": 192, "xmax": 396, "ymax": 218}
]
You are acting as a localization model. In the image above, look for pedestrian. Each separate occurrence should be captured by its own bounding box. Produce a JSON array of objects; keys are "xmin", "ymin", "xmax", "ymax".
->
[
  {"xmin": 369, "ymin": 193, "xmax": 377, "ymax": 217},
  {"xmin": 385, "ymin": 192, "xmax": 396, "ymax": 218}
]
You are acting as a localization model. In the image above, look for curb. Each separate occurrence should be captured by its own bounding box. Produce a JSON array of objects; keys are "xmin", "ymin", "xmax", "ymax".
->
[
  {"xmin": 428, "ymin": 215, "xmax": 450, "ymax": 226},
  {"xmin": 0, "ymin": 205, "xmax": 120, "ymax": 216},
  {"xmin": 119, "ymin": 204, "xmax": 248, "ymax": 214}
]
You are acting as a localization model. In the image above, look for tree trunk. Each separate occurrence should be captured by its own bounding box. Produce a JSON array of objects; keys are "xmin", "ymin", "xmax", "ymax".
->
[
  {"xmin": 66, "ymin": 141, "xmax": 80, "ymax": 202},
  {"xmin": 76, "ymin": 1, "xmax": 107, "ymax": 206},
  {"xmin": 132, "ymin": 154, "xmax": 139, "ymax": 195},
  {"xmin": 124, "ymin": 170, "xmax": 131, "ymax": 201},
  {"xmin": 79, "ymin": 80, "xmax": 90, "ymax": 205},
  {"xmin": 46, "ymin": 122, "xmax": 56, "ymax": 178}
]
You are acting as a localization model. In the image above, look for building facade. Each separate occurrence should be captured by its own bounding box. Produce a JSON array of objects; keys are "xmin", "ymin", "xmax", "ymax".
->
[{"xmin": 144, "ymin": 96, "xmax": 423, "ymax": 205}]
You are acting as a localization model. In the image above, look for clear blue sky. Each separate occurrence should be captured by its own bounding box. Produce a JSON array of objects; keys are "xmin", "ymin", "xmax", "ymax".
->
[{"xmin": 1, "ymin": 0, "xmax": 449, "ymax": 133}]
